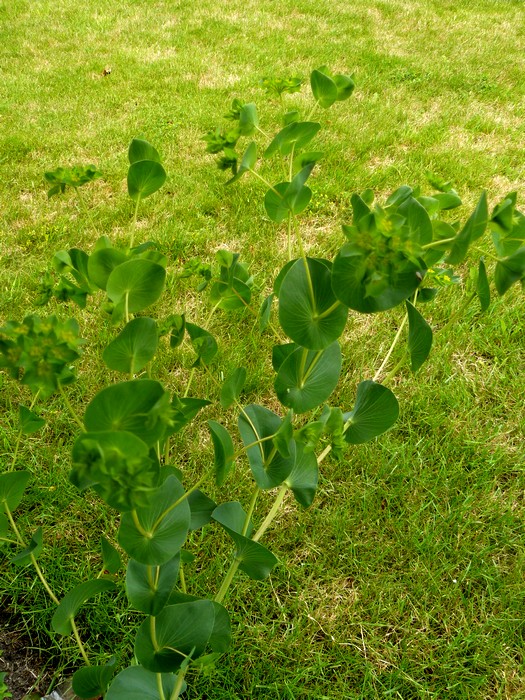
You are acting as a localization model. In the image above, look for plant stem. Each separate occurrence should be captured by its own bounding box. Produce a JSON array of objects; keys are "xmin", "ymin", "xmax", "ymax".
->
[
  {"xmin": 248, "ymin": 168, "xmax": 282, "ymax": 197},
  {"xmin": 315, "ymin": 299, "xmax": 342, "ymax": 320},
  {"xmin": 421, "ymin": 236, "xmax": 457, "ymax": 250},
  {"xmin": 71, "ymin": 618, "xmax": 90, "ymax": 665},
  {"xmin": 131, "ymin": 509, "xmax": 151, "ymax": 538},
  {"xmin": 373, "ymin": 313, "xmax": 408, "ymax": 382},
  {"xmin": 58, "ymin": 382, "xmax": 84, "ymax": 431},
  {"xmin": 253, "ymin": 483, "xmax": 288, "ymax": 542},
  {"xmin": 438, "ymin": 292, "xmax": 476, "ymax": 335},
  {"xmin": 157, "ymin": 673, "xmax": 167, "ymax": 700},
  {"xmin": 306, "ymin": 100, "xmax": 319, "ymax": 121},
  {"xmin": 183, "ymin": 367, "xmax": 196, "ymax": 398},
  {"xmin": 214, "ymin": 558, "xmax": 240, "ymax": 605},
  {"xmin": 179, "ymin": 561, "xmax": 187, "ymax": 594},
  {"xmin": 243, "ymin": 486, "xmax": 260, "ymax": 536},
  {"xmin": 170, "ymin": 670, "xmax": 187, "ymax": 700},
  {"xmin": 129, "ymin": 196, "xmax": 141, "ymax": 249}
]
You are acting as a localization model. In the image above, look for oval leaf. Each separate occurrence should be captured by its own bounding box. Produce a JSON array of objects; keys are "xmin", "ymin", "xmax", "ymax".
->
[
  {"xmin": 118, "ymin": 476, "xmax": 190, "ymax": 565},
  {"xmin": 105, "ymin": 666, "xmax": 179, "ymax": 700},
  {"xmin": 103, "ymin": 317, "xmax": 158, "ymax": 374},
  {"xmin": 127, "ymin": 160, "xmax": 166, "ymax": 201},
  {"xmin": 135, "ymin": 600, "xmax": 217, "ymax": 672},
  {"xmin": 107, "ymin": 259, "xmax": 166, "ymax": 313},
  {"xmin": 406, "ymin": 301, "xmax": 433, "ymax": 373},
  {"xmin": 0, "ymin": 471, "xmax": 30, "ymax": 512},
  {"xmin": 52, "ymin": 579, "xmax": 116, "ymax": 635},
  {"xmin": 208, "ymin": 420, "xmax": 235, "ymax": 487},
  {"xmin": 126, "ymin": 555, "xmax": 180, "ymax": 615},
  {"xmin": 84, "ymin": 379, "xmax": 170, "ymax": 447},
  {"xmin": 344, "ymin": 381, "xmax": 399, "ymax": 444},
  {"xmin": 279, "ymin": 258, "xmax": 348, "ymax": 350},
  {"xmin": 11, "ymin": 527, "xmax": 43, "ymax": 566},
  {"xmin": 476, "ymin": 258, "xmax": 490, "ymax": 311},
  {"xmin": 220, "ymin": 367, "xmax": 246, "ymax": 409},
  {"xmin": 238, "ymin": 405, "xmax": 296, "ymax": 489},
  {"xmin": 274, "ymin": 341, "xmax": 342, "ymax": 413},
  {"xmin": 129, "ymin": 139, "xmax": 162, "ymax": 165},
  {"xmin": 72, "ymin": 659, "xmax": 116, "ymax": 699}
]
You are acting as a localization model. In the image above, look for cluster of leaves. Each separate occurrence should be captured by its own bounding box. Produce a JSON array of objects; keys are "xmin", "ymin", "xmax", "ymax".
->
[
  {"xmin": 1, "ymin": 66, "xmax": 525, "ymax": 700},
  {"xmin": 44, "ymin": 164, "xmax": 102, "ymax": 198}
]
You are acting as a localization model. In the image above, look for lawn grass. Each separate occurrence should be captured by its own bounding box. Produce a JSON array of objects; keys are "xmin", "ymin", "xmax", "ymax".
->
[{"xmin": 1, "ymin": 0, "xmax": 525, "ymax": 698}]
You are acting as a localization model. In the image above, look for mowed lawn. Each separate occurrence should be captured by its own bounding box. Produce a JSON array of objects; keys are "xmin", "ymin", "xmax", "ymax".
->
[{"xmin": 1, "ymin": 1, "xmax": 525, "ymax": 698}]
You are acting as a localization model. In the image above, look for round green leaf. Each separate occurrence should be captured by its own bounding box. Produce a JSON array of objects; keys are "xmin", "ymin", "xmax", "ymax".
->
[
  {"xmin": 344, "ymin": 381, "xmax": 399, "ymax": 444},
  {"xmin": 212, "ymin": 501, "xmax": 253, "ymax": 537},
  {"xmin": 310, "ymin": 68, "xmax": 338, "ymax": 108},
  {"xmin": 135, "ymin": 600, "xmax": 216, "ymax": 672},
  {"xmin": 284, "ymin": 443, "xmax": 319, "ymax": 508},
  {"xmin": 84, "ymin": 379, "xmax": 170, "ymax": 447},
  {"xmin": 220, "ymin": 367, "xmax": 246, "ymax": 409},
  {"xmin": 274, "ymin": 341, "xmax": 342, "ymax": 413},
  {"xmin": 19, "ymin": 405, "xmax": 46, "ymax": 435},
  {"xmin": 72, "ymin": 659, "xmax": 116, "ymax": 699},
  {"xmin": 106, "ymin": 259, "xmax": 166, "ymax": 313},
  {"xmin": 88, "ymin": 248, "xmax": 128, "ymax": 291},
  {"xmin": 127, "ymin": 160, "xmax": 166, "ymax": 200},
  {"xmin": 105, "ymin": 666, "xmax": 179, "ymax": 700},
  {"xmin": 238, "ymin": 405, "xmax": 296, "ymax": 489},
  {"xmin": 129, "ymin": 139, "xmax": 162, "ymax": 164},
  {"xmin": 126, "ymin": 555, "xmax": 180, "ymax": 615},
  {"xmin": 118, "ymin": 475, "xmax": 190, "ymax": 565},
  {"xmin": 279, "ymin": 258, "xmax": 348, "ymax": 350},
  {"xmin": 103, "ymin": 317, "xmax": 158, "ymax": 374}
]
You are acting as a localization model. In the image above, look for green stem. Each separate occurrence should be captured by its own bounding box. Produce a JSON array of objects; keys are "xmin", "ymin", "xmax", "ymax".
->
[
  {"xmin": 287, "ymin": 213, "xmax": 293, "ymax": 261},
  {"xmin": 125, "ymin": 291, "xmax": 130, "ymax": 325},
  {"xmin": 253, "ymin": 483, "xmax": 288, "ymax": 542},
  {"xmin": 315, "ymin": 299, "xmax": 342, "ymax": 321},
  {"xmin": 129, "ymin": 196, "xmax": 141, "ymax": 249},
  {"xmin": 58, "ymin": 382, "xmax": 84, "ymax": 431},
  {"xmin": 170, "ymin": 670, "xmax": 187, "ymax": 699},
  {"xmin": 421, "ymin": 236, "xmax": 457, "ymax": 250},
  {"xmin": 6, "ymin": 504, "xmax": 61, "ymax": 607},
  {"xmin": 157, "ymin": 673, "xmax": 167, "ymax": 700},
  {"xmin": 71, "ymin": 618, "xmax": 90, "ymax": 665},
  {"xmin": 248, "ymin": 168, "xmax": 282, "ymax": 197},
  {"xmin": 373, "ymin": 313, "xmax": 408, "ymax": 382},
  {"xmin": 183, "ymin": 367, "xmax": 196, "ymax": 398},
  {"xmin": 243, "ymin": 486, "xmax": 260, "ymax": 536},
  {"xmin": 131, "ymin": 509, "xmax": 151, "ymax": 538},
  {"xmin": 214, "ymin": 558, "xmax": 240, "ymax": 605},
  {"xmin": 11, "ymin": 390, "xmax": 41, "ymax": 471},
  {"xmin": 439, "ymin": 292, "xmax": 476, "ymax": 335},
  {"xmin": 179, "ymin": 561, "xmax": 187, "ymax": 595},
  {"xmin": 301, "ymin": 350, "xmax": 323, "ymax": 385},
  {"xmin": 306, "ymin": 100, "xmax": 319, "ymax": 121}
]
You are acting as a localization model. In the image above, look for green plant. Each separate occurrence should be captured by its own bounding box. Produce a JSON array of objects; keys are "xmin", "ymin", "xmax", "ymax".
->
[{"xmin": 1, "ymin": 66, "xmax": 525, "ymax": 700}]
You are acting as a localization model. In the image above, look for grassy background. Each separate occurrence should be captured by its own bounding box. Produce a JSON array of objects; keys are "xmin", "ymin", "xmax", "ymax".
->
[{"xmin": 1, "ymin": 0, "xmax": 525, "ymax": 698}]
